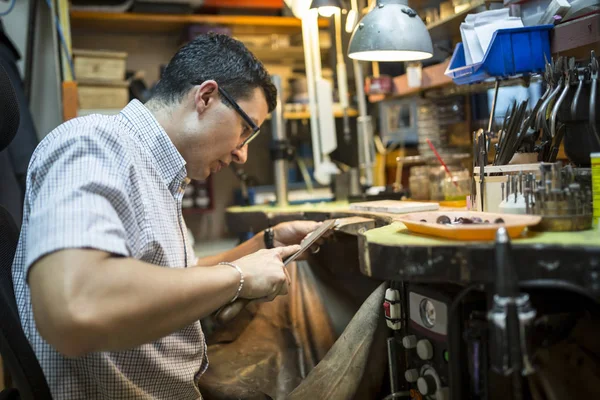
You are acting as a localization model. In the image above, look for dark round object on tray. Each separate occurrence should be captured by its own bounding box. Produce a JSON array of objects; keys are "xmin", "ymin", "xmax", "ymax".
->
[
  {"xmin": 436, "ymin": 215, "xmax": 451, "ymax": 225},
  {"xmin": 420, "ymin": 219, "xmax": 427, "ymax": 223},
  {"xmin": 494, "ymin": 218, "xmax": 505, "ymax": 224},
  {"xmin": 458, "ymin": 217, "xmax": 474, "ymax": 224}
]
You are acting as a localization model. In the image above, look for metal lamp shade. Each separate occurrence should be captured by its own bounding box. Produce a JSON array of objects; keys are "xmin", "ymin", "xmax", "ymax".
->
[
  {"xmin": 309, "ymin": 0, "xmax": 344, "ymax": 16},
  {"xmin": 309, "ymin": 0, "xmax": 344, "ymax": 10},
  {"xmin": 348, "ymin": 0, "xmax": 433, "ymax": 62}
]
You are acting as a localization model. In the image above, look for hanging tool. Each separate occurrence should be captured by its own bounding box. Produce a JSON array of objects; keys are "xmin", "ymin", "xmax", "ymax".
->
[
  {"xmin": 530, "ymin": 61, "xmax": 553, "ymax": 126},
  {"xmin": 571, "ymin": 66, "xmax": 587, "ymax": 120},
  {"xmin": 589, "ymin": 50, "xmax": 599, "ymax": 146},
  {"xmin": 550, "ymin": 58, "xmax": 572, "ymax": 139},
  {"xmin": 535, "ymin": 58, "xmax": 564, "ymax": 136},
  {"xmin": 548, "ymin": 124, "xmax": 566, "ymax": 162}
]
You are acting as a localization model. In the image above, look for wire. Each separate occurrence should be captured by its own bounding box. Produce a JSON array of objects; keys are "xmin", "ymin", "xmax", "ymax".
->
[
  {"xmin": 448, "ymin": 283, "xmax": 484, "ymax": 400},
  {"xmin": 381, "ymin": 391, "xmax": 410, "ymax": 400},
  {"xmin": 0, "ymin": 0, "xmax": 16, "ymax": 17},
  {"xmin": 44, "ymin": 0, "xmax": 76, "ymax": 81}
]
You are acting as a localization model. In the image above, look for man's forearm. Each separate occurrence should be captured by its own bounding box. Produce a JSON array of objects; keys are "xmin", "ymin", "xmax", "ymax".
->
[
  {"xmin": 196, "ymin": 231, "xmax": 265, "ymax": 266},
  {"xmin": 29, "ymin": 249, "xmax": 239, "ymax": 356}
]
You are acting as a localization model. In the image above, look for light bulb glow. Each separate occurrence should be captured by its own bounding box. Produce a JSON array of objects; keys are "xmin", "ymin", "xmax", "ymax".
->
[
  {"xmin": 345, "ymin": 9, "xmax": 357, "ymax": 32},
  {"xmin": 348, "ymin": 50, "xmax": 433, "ymax": 62},
  {"xmin": 318, "ymin": 6, "xmax": 338, "ymax": 17}
]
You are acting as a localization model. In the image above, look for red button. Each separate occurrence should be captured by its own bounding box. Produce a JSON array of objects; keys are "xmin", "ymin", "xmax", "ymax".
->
[{"xmin": 383, "ymin": 301, "xmax": 391, "ymax": 318}]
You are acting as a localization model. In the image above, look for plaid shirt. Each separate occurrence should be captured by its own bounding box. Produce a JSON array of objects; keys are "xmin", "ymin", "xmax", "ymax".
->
[{"xmin": 12, "ymin": 100, "xmax": 208, "ymax": 399}]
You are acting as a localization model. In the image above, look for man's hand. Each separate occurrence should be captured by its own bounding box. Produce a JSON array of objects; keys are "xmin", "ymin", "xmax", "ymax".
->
[
  {"xmin": 272, "ymin": 221, "xmax": 332, "ymax": 258},
  {"xmin": 233, "ymin": 245, "xmax": 300, "ymax": 301},
  {"xmin": 272, "ymin": 220, "xmax": 321, "ymax": 247}
]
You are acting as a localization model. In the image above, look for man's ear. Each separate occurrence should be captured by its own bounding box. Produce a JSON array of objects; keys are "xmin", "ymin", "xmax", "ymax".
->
[{"xmin": 193, "ymin": 80, "xmax": 218, "ymax": 115}]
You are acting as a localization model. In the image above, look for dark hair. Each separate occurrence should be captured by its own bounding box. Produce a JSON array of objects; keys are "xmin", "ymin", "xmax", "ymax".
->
[{"xmin": 150, "ymin": 33, "xmax": 277, "ymax": 113}]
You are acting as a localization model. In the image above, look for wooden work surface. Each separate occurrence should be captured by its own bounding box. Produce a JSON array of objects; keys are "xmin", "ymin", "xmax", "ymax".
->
[{"xmin": 226, "ymin": 201, "xmax": 600, "ymax": 294}]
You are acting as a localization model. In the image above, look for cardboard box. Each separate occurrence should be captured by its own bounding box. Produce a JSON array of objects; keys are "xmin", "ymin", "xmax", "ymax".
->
[
  {"xmin": 73, "ymin": 49, "xmax": 127, "ymax": 82},
  {"xmin": 77, "ymin": 79, "xmax": 129, "ymax": 109}
]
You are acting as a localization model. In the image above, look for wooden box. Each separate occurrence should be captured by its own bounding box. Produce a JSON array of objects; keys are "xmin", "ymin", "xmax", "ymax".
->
[
  {"xmin": 73, "ymin": 49, "xmax": 127, "ymax": 82},
  {"xmin": 77, "ymin": 80, "xmax": 129, "ymax": 109}
]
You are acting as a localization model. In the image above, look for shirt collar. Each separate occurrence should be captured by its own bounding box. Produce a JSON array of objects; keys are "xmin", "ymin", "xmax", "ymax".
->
[{"xmin": 118, "ymin": 100, "xmax": 188, "ymax": 195}]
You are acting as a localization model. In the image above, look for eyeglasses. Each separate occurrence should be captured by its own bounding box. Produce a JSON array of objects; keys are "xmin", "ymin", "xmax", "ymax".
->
[{"xmin": 218, "ymin": 86, "xmax": 260, "ymax": 148}]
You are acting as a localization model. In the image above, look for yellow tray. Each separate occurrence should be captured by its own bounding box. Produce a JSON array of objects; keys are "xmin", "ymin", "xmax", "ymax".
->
[{"xmin": 395, "ymin": 211, "xmax": 542, "ymax": 241}]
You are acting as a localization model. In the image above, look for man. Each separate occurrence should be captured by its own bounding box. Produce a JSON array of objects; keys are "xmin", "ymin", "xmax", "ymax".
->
[{"xmin": 12, "ymin": 33, "xmax": 319, "ymax": 399}]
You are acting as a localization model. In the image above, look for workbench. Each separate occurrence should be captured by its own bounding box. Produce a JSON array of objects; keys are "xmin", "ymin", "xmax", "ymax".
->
[{"xmin": 226, "ymin": 202, "xmax": 600, "ymax": 298}]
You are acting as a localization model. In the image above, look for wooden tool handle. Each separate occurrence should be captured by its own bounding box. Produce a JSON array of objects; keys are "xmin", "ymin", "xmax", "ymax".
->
[{"xmin": 215, "ymin": 299, "xmax": 251, "ymax": 324}]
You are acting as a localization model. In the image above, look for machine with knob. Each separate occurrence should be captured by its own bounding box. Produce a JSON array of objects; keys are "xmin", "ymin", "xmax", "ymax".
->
[
  {"xmin": 399, "ymin": 285, "xmax": 455, "ymax": 398},
  {"xmin": 416, "ymin": 365, "xmax": 449, "ymax": 400}
]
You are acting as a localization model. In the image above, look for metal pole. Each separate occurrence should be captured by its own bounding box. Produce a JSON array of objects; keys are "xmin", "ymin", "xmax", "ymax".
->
[
  {"xmin": 488, "ymin": 79, "xmax": 500, "ymax": 133},
  {"xmin": 353, "ymin": 59, "xmax": 374, "ymax": 187},
  {"xmin": 271, "ymin": 75, "xmax": 288, "ymax": 207}
]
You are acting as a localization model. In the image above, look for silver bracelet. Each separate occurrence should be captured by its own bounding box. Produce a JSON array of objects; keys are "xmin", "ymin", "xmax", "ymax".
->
[{"xmin": 219, "ymin": 262, "xmax": 244, "ymax": 303}]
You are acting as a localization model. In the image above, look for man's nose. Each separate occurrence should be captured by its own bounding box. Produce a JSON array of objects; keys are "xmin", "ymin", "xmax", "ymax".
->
[{"xmin": 232, "ymin": 145, "xmax": 248, "ymax": 164}]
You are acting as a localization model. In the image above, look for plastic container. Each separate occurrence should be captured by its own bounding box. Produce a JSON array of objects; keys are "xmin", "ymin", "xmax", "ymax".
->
[
  {"xmin": 473, "ymin": 163, "xmax": 541, "ymax": 212},
  {"xmin": 445, "ymin": 25, "xmax": 553, "ymax": 85},
  {"xmin": 592, "ymin": 152, "xmax": 600, "ymax": 225}
]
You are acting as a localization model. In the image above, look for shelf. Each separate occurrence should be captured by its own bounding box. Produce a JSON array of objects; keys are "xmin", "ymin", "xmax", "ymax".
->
[
  {"xmin": 202, "ymin": 0, "xmax": 283, "ymax": 9},
  {"xmin": 247, "ymin": 46, "xmax": 328, "ymax": 62},
  {"xmin": 426, "ymin": 1, "xmax": 487, "ymax": 40},
  {"xmin": 69, "ymin": 10, "xmax": 328, "ymax": 35},
  {"xmin": 267, "ymin": 108, "xmax": 359, "ymax": 120},
  {"xmin": 286, "ymin": 108, "xmax": 359, "ymax": 120},
  {"xmin": 368, "ymin": 61, "xmax": 453, "ymax": 103},
  {"xmin": 182, "ymin": 208, "xmax": 214, "ymax": 215},
  {"xmin": 551, "ymin": 13, "xmax": 600, "ymax": 56}
]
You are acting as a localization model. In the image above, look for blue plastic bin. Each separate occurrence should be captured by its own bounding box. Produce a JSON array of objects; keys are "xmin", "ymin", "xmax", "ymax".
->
[{"xmin": 444, "ymin": 25, "xmax": 553, "ymax": 85}]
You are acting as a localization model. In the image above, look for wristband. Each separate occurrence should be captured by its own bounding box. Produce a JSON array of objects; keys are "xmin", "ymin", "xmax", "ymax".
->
[
  {"xmin": 219, "ymin": 262, "xmax": 244, "ymax": 303},
  {"xmin": 264, "ymin": 227, "xmax": 275, "ymax": 249}
]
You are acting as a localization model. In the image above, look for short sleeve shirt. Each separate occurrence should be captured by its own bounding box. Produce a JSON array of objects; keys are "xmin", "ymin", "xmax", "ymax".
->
[{"xmin": 12, "ymin": 100, "xmax": 208, "ymax": 399}]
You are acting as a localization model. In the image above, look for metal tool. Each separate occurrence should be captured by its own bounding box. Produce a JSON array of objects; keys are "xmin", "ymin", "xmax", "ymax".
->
[
  {"xmin": 531, "ymin": 62, "xmax": 553, "ymax": 126},
  {"xmin": 479, "ymin": 133, "xmax": 486, "ymax": 212},
  {"xmin": 535, "ymin": 59, "xmax": 564, "ymax": 137},
  {"xmin": 525, "ymin": 163, "xmax": 593, "ymax": 231},
  {"xmin": 488, "ymin": 228, "xmax": 536, "ymax": 397},
  {"xmin": 550, "ymin": 58, "xmax": 572, "ymax": 139},
  {"xmin": 589, "ymin": 50, "xmax": 599, "ymax": 146},
  {"xmin": 495, "ymin": 101, "xmax": 529, "ymax": 165},
  {"xmin": 548, "ymin": 124, "xmax": 566, "ymax": 162},
  {"xmin": 571, "ymin": 66, "xmax": 587, "ymax": 119}
]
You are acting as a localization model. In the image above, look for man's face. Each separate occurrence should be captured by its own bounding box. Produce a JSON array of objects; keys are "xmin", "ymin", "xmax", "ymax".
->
[{"xmin": 179, "ymin": 85, "xmax": 269, "ymax": 180}]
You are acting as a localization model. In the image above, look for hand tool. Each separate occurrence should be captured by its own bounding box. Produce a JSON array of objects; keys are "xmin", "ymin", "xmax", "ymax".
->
[
  {"xmin": 531, "ymin": 62, "xmax": 553, "ymax": 127},
  {"xmin": 548, "ymin": 124, "xmax": 565, "ymax": 162},
  {"xmin": 589, "ymin": 50, "xmax": 599, "ymax": 146},
  {"xmin": 535, "ymin": 59, "xmax": 564, "ymax": 137},
  {"xmin": 550, "ymin": 58, "xmax": 572, "ymax": 139},
  {"xmin": 479, "ymin": 133, "xmax": 486, "ymax": 211},
  {"xmin": 571, "ymin": 66, "xmax": 587, "ymax": 120}
]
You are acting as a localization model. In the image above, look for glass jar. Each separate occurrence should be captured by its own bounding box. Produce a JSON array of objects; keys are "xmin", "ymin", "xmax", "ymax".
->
[
  {"xmin": 429, "ymin": 166, "xmax": 447, "ymax": 201},
  {"xmin": 409, "ymin": 166, "xmax": 430, "ymax": 200},
  {"xmin": 442, "ymin": 169, "xmax": 470, "ymax": 201}
]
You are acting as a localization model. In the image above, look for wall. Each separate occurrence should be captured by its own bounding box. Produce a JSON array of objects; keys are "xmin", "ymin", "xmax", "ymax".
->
[
  {"xmin": 71, "ymin": 31, "xmax": 283, "ymax": 240},
  {"xmin": 1, "ymin": 0, "xmax": 29, "ymax": 76},
  {"xmin": 2, "ymin": 0, "xmax": 63, "ymax": 139}
]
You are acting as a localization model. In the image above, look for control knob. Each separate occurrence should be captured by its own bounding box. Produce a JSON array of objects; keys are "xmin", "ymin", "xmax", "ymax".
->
[{"xmin": 402, "ymin": 335, "xmax": 417, "ymax": 349}]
